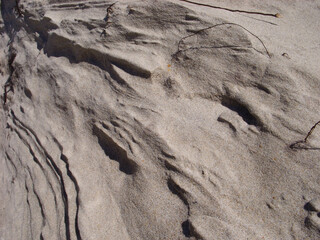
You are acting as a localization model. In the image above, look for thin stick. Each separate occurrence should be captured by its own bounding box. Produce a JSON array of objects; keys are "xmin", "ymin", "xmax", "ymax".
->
[
  {"xmin": 289, "ymin": 120, "xmax": 320, "ymax": 150},
  {"xmin": 179, "ymin": 0, "xmax": 279, "ymax": 18},
  {"xmin": 304, "ymin": 121, "xmax": 320, "ymax": 142},
  {"xmin": 177, "ymin": 22, "xmax": 270, "ymax": 58}
]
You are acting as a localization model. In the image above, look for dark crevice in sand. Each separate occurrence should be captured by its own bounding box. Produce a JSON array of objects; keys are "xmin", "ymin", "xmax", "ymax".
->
[
  {"xmin": 4, "ymin": 151, "xmax": 18, "ymax": 176},
  {"xmin": 167, "ymin": 177, "xmax": 195, "ymax": 238},
  {"xmin": 161, "ymin": 150, "xmax": 176, "ymax": 160},
  {"xmin": 60, "ymin": 153, "xmax": 82, "ymax": 240},
  {"xmin": 24, "ymin": 182, "xmax": 34, "ymax": 240},
  {"xmin": 182, "ymin": 220, "xmax": 191, "ymax": 237},
  {"xmin": 8, "ymin": 124, "xmax": 59, "ymax": 212},
  {"xmin": 93, "ymin": 123, "xmax": 138, "ymax": 175},
  {"xmin": 221, "ymin": 96, "xmax": 260, "ymax": 126},
  {"xmin": 255, "ymin": 83, "xmax": 272, "ymax": 94},
  {"xmin": 167, "ymin": 177, "xmax": 189, "ymax": 207},
  {"xmin": 3, "ymin": 45, "xmax": 16, "ymax": 104},
  {"xmin": 10, "ymin": 111, "xmax": 72, "ymax": 240},
  {"xmin": 23, "ymin": 13, "xmax": 59, "ymax": 50},
  {"xmin": 44, "ymin": 33, "xmax": 150, "ymax": 79},
  {"xmin": 217, "ymin": 116, "xmax": 237, "ymax": 132},
  {"xmin": 25, "ymin": 166, "xmax": 46, "ymax": 231},
  {"xmin": 163, "ymin": 159, "xmax": 181, "ymax": 173},
  {"xmin": 188, "ymin": 220, "xmax": 205, "ymax": 239}
]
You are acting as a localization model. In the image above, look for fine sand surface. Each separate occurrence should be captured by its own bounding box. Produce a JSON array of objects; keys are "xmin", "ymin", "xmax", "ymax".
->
[{"xmin": 1, "ymin": 0, "xmax": 320, "ymax": 239}]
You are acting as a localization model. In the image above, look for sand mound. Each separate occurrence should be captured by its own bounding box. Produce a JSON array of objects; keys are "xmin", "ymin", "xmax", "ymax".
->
[{"xmin": 1, "ymin": 0, "xmax": 320, "ymax": 239}]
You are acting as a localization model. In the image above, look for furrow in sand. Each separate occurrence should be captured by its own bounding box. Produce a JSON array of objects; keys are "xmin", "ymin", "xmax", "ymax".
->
[
  {"xmin": 25, "ymin": 166, "xmax": 46, "ymax": 229},
  {"xmin": 52, "ymin": 136, "xmax": 82, "ymax": 240},
  {"xmin": 60, "ymin": 153, "xmax": 82, "ymax": 240},
  {"xmin": 9, "ymin": 112, "xmax": 74, "ymax": 240}
]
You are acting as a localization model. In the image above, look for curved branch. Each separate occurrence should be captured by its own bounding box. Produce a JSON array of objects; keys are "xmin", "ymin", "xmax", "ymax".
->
[{"xmin": 177, "ymin": 23, "xmax": 270, "ymax": 58}]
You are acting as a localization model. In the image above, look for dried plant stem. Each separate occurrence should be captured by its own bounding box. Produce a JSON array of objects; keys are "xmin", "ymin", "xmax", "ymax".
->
[
  {"xmin": 176, "ymin": 22, "xmax": 270, "ymax": 58},
  {"xmin": 304, "ymin": 121, "xmax": 320, "ymax": 142},
  {"xmin": 289, "ymin": 120, "xmax": 320, "ymax": 150},
  {"xmin": 179, "ymin": 0, "xmax": 279, "ymax": 18}
]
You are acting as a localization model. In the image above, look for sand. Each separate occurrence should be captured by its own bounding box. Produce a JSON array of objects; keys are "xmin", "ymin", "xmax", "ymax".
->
[{"xmin": 1, "ymin": 0, "xmax": 320, "ymax": 239}]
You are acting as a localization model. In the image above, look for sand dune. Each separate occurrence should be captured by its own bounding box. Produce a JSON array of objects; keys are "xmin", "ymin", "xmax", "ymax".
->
[{"xmin": 1, "ymin": 0, "xmax": 320, "ymax": 239}]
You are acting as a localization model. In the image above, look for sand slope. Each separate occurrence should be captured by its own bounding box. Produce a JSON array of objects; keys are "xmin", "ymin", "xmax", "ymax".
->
[{"xmin": 1, "ymin": 0, "xmax": 320, "ymax": 239}]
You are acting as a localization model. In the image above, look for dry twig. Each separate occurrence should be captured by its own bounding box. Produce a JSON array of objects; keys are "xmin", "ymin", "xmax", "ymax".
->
[
  {"xmin": 175, "ymin": 22, "xmax": 270, "ymax": 58},
  {"xmin": 303, "ymin": 121, "xmax": 320, "ymax": 142},
  {"xmin": 290, "ymin": 121, "xmax": 320, "ymax": 150},
  {"xmin": 179, "ymin": 0, "xmax": 280, "ymax": 18}
]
